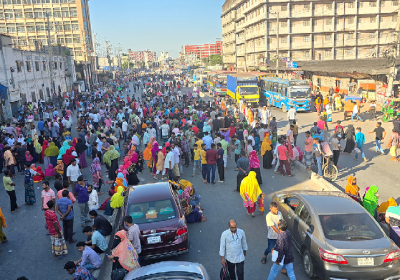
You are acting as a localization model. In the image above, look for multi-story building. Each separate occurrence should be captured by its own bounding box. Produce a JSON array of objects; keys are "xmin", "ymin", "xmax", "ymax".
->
[
  {"xmin": 0, "ymin": 0, "xmax": 94, "ymax": 63},
  {"xmin": 0, "ymin": 34, "xmax": 76, "ymax": 118},
  {"xmin": 222, "ymin": 0, "xmax": 398, "ymax": 71},
  {"xmin": 184, "ymin": 41, "xmax": 222, "ymax": 59},
  {"xmin": 128, "ymin": 50, "xmax": 157, "ymax": 63}
]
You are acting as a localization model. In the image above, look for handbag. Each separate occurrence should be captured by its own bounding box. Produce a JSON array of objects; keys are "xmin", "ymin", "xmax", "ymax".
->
[
  {"xmin": 354, "ymin": 147, "xmax": 361, "ymax": 154},
  {"xmin": 111, "ymin": 268, "xmax": 128, "ymax": 280},
  {"xmin": 220, "ymin": 264, "xmax": 230, "ymax": 280}
]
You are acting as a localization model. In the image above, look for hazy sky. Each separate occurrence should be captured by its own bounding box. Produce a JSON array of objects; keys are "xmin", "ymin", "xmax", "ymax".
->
[{"xmin": 90, "ymin": 0, "xmax": 223, "ymax": 58}]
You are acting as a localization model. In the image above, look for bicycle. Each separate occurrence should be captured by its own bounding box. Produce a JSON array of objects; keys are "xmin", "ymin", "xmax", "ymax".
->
[{"xmin": 322, "ymin": 155, "xmax": 338, "ymax": 182}]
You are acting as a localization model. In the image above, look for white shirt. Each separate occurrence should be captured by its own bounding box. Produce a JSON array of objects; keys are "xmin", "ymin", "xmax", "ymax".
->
[
  {"xmin": 164, "ymin": 151, "xmax": 175, "ymax": 169},
  {"xmin": 353, "ymin": 104, "xmax": 359, "ymax": 114},
  {"xmin": 287, "ymin": 108, "xmax": 296, "ymax": 120},
  {"xmin": 266, "ymin": 211, "xmax": 283, "ymax": 240},
  {"xmin": 219, "ymin": 228, "xmax": 248, "ymax": 264},
  {"xmin": 173, "ymin": 147, "xmax": 180, "ymax": 164},
  {"xmin": 122, "ymin": 121, "xmax": 128, "ymax": 132},
  {"xmin": 248, "ymin": 135, "xmax": 255, "ymax": 146},
  {"xmin": 66, "ymin": 164, "xmax": 81, "ymax": 181},
  {"xmin": 88, "ymin": 190, "xmax": 98, "ymax": 210}
]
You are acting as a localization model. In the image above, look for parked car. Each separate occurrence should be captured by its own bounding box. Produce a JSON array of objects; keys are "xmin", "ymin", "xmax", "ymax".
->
[
  {"xmin": 272, "ymin": 191, "xmax": 400, "ymax": 280},
  {"xmin": 124, "ymin": 261, "xmax": 210, "ymax": 280},
  {"xmin": 120, "ymin": 182, "xmax": 189, "ymax": 260}
]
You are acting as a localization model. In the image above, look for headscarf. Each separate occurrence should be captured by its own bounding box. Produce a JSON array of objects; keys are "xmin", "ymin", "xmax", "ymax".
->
[
  {"xmin": 75, "ymin": 138, "xmax": 87, "ymax": 155},
  {"xmin": 62, "ymin": 149, "xmax": 76, "ymax": 165},
  {"xmin": 151, "ymin": 141, "xmax": 159, "ymax": 158},
  {"xmin": 103, "ymin": 145, "xmax": 120, "ymax": 166},
  {"xmin": 44, "ymin": 164, "xmax": 55, "ymax": 177},
  {"xmin": 44, "ymin": 142, "xmax": 59, "ymax": 157},
  {"xmin": 124, "ymin": 160, "xmax": 132, "ymax": 170},
  {"xmin": 72, "ymin": 138, "xmax": 77, "ymax": 147},
  {"xmin": 41, "ymin": 140, "xmax": 49, "ymax": 158},
  {"xmin": 162, "ymin": 142, "xmax": 170, "ymax": 155},
  {"xmin": 248, "ymin": 150, "xmax": 260, "ymax": 169},
  {"xmin": 130, "ymin": 153, "xmax": 139, "ymax": 164},
  {"xmin": 117, "ymin": 173, "xmax": 128, "ymax": 187},
  {"xmin": 377, "ymin": 198, "xmax": 397, "ymax": 213},
  {"xmin": 18, "ymin": 135, "xmax": 26, "ymax": 146},
  {"xmin": 149, "ymin": 136, "xmax": 156, "ymax": 146},
  {"xmin": 110, "ymin": 186, "xmax": 125, "ymax": 209},
  {"xmin": 261, "ymin": 133, "xmax": 272, "ymax": 156},
  {"xmin": 111, "ymin": 230, "xmax": 140, "ymax": 272},
  {"xmin": 90, "ymin": 157, "xmax": 101, "ymax": 174},
  {"xmin": 363, "ymin": 186, "xmax": 379, "ymax": 216},
  {"xmin": 58, "ymin": 140, "xmax": 71, "ymax": 159},
  {"xmin": 143, "ymin": 143, "xmax": 152, "ymax": 161},
  {"xmin": 240, "ymin": 171, "xmax": 262, "ymax": 203},
  {"xmin": 179, "ymin": 186, "xmax": 192, "ymax": 200},
  {"xmin": 32, "ymin": 133, "xmax": 39, "ymax": 146},
  {"xmin": 345, "ymin": 176, "xmax": 359, "ymax": 196}
]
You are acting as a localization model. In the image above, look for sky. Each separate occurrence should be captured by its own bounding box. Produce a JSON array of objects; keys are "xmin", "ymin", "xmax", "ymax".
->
[{"xmin": 90, "ymin": 0, "xmax": 224, "ymax": 58}]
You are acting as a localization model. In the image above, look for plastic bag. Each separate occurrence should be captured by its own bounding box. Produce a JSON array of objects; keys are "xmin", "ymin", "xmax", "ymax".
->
[
  {"xmin": 354, "ymin": 148, "xmax": 361, "ymax": 154},
  {"xmin": 220, "ymin": 265, "xmax": 230, "ymax": 280}
]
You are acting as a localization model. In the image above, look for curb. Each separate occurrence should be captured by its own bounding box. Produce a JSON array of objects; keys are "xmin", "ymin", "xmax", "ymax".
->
[{"xmin": 293, "ymin": 161, "xmax": 341, "ymax": 192}]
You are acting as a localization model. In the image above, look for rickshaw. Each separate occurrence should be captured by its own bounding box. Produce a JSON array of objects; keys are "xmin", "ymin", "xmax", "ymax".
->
[
  {"xmin": 343, "ymin": 96, "xmax": 361, "ymax": 120},
  {"xmin": 381, "ymin": 98, "xmax": 400, "ymax": 122}
]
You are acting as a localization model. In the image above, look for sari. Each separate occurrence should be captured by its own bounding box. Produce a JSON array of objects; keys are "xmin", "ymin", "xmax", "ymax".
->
[
  {"xmin": 260, "ymin": 136, "xmax": 273, "ymax": 169},
  {"xmin": 90, "ymin": 157, "xmax": 103, "ymax": 186},
  {"xmin": 111, "ymin": 230, "xmax": 140, "ymax": 272},
  {"xmin": 240, "ymin": 171, "xmax": 262, "ymax": 214},
  {"xmin": 151, "ymin": 142, "xmax": 159, "ymax": 174},
  {"xmin": 249, "ymin": 150, "xmax": 262, "ymax": 185}
]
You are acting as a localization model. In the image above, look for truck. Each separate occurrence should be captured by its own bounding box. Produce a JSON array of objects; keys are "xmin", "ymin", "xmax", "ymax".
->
[{"xmin": 226, "ymin": 73, "xmax": 260, "ymax": 104}]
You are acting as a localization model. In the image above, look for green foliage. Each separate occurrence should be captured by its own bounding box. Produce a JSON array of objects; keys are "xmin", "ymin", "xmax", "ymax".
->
[
  {"xmin": 122, "ymin": 60, "xmax": 134, "ymax": 70},
  {"xmin": 62, "ymin": 49, "xmax": 70, "ymax": 56},
  {"xmin": 209, "ymin": 55, "xmax": 222, "ymax": 66}
]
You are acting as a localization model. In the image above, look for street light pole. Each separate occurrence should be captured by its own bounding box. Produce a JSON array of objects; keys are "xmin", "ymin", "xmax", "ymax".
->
[
  {"xmin": 46, "ymin": 13, "xmax": 53, "ymax": 98},
  {"xmin": 388, "ymin": 0, "xmax": 400, "ymax": 95}
]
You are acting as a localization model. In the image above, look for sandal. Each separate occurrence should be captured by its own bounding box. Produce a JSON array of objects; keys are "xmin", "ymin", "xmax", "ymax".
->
[{"xmin": 261, "ymin": 257, "xmax": 267, "ymax": 264}]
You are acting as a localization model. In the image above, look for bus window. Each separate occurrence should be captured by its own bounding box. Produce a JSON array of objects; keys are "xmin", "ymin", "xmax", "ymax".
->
[
  {"xmin": 277, "ymin": 84, "xmax": 282, "ymax": 95},
  {"xmin": 283, "ymin": 85, "xmax": 288, "ymax": 97},
  {"xmin": 273, "ymin": 83, "xmax": 278, "ymax": 92}
]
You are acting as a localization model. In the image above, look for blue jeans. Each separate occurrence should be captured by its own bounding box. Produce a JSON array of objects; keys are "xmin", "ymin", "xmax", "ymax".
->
[
  {"xmin": 193, "ymin": 160, "xmax": 201, "ymax": 174},
  {"xmin": 263, "ymin": 238, "xmax": 277, "ymax": 257},
  {"xmin": 316, "ymin": 155, "xmax": 322, "ymax": 176},
  {"xmin": 83, "ymin": 260, "xmax": 99, "ymax": 271},
  {"xmin": 86, "ymin": 145, "xmax": 92, "ymax": 157},
  {"xmin": 206, "ymin": 164, "xmax": 216, "ymax": 183},
  {"xmin": 355, "ymin": 146, "xmax": 365, "ymax": 159},
  {"xmin": 189, "ymin": 195, "xmax": 201, "ymax": 207},
  {"xmin": 375, "ymin": 139, "xmax": 384, "ymax": 153},
  {"xmin": 351, "ymin": 112, "xmax": 363, "ymax": 121},
  {"xmin": 267, "ymin": 262, "xmax": 296, "ymax": 280}
]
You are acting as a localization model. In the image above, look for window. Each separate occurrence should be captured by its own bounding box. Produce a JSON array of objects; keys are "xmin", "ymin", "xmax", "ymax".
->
[
  {"xmin": 16, "ymin": 23, "xmax": 25, "ymax": 32},
  {"xmin": 303, "ymin": 51, "xmax": 310, "ymax": 57},
  {"xmin": 63, "ymin": 23, "xmax": 71, "ymax": 31},
  {"xmin": 393, "ymin": 15, "xmax": 397, "ymax": 22},
  {"xmin": 281, "ymin": 5, "xmax": 287, "ymax": 11},
  {"xmin": 304, "ymin": 4, "xmax": 310, "ymax": 10},
  {"xmin": 15, "ymin": 10, "xmax": 23, "ymax": 18},
  {"xmin": 281, "ymin": 21, "xmax": 287, "ymax": 27},
  {"xmin": 81, "ymin": 0, "xmax": 85, "ymax": 3},
  {"xmin": 0, "ymin": 25, "xmax": 5, "ymax": 33},
  {"xmin": 2, "ymin": 0, "xmax": 11, "ymax": 3},
  {"xmin": 347, "ymin": 33, "xmax": 353, "ymax": 39},
  {"xmin": 358, "ymin": 2, "xmax": 364, "ymax": 8},
  {"xmin": 326, "ymin": 18, "xmax": 332, "ymax": 25},
  {"xmin": 348, "ymin": 2, "xmax": 354, "ymax": 8},
  {"xmin": 73, "ymin": 34, "xmax": 80, "ymax": 43},
  {"xmin": 71, "ymin": 21, "xmax": 79, "ymax": 30},
  {"xmin": 281, "ymin": 37, "xmax": 287, "ymax": 43},
  {"xmin": 35, "ymin": 61, "xmax": 39, "ymax": 71},
  {"xmin": 127, "ymin": 199, "xmax": 177, "ymax": 224},
  {"xmin": 295, "ymin": 202, "xmax": 311, "ymax": 226},
  {"xmin": 53, "ymin": 62, "xmax": 57, "ymax": 70},
  {"xmin": 23, "ymin": 0, "xmax": 32, "ymax": 3},
  {"xmin": 370, "ymin": 17, "xmax": 376, "ymax": 23},
  {"xmin": 61, "ymin": 8, "xmax": 69, "ymax": 17},
  {"xmin": 381, "ymin": 1, "xmax": 386, "ymax": 7},
  {"xmin": 7, "ymin": 26, "xmax": 16, "ymax": 33},
  {"xmin": 82, "ymin": 8, "xmax": 87, "ymax": 18},
  {"xmin": 42, "ymin": 61, "xmax": 47, "ymax": 71},
  {"xmin": 25, "ymin": 12, "xmax": 33, "ymax": 18},
  {"xmin": 36, "ymin": 24, "xmax": 45, "ymax": 32},
  {"xmin": 348, "ymin": 17, "xmax": 354, "ymax": 24},
  {"xmin": 70, "ymin": 8, "xmax": 77, "ymax": 17},
  {"xmin": 303, "ymin": 35, "xmax": 310, "ymax": 42},
  {"xmin": 369, "ymin": 1, "xmax": 377, "ymax": 7},
  {"xmin": 12, "ymin": 0, "xmax": 21, "ymax": 3},
  {"xmin": 53, "ymin": 8, "xmax": 61, "ymax": 17},
  {"xmin": 16, "ymin": 61, "xmax": 23, "ymax": 72},
  {"xmin": 27, "ymin": 24, "xmax": 35, "ymax": 32},
  {"xmin": 55, "ymin": 22, "xmax": 63, "ymax": 31},
  {"xmin": 303, "ymin": 20, "xmax": 310, "ymax": 26},
  {"xmin": 26, "ymin": 61, "xmax": 31, "ymax": 72},
  {"xmin": 312, "ymin": 20, "xmax": 318, "ymax": 26},
  {"xmin": 43, "ymin": 9, "xmax": 51, "ymax": 17},
  {"xmin": 326, "ymin": 3, "xmax": 332, "ymax": 10},
  {"xmin": 325, "ymin": 34, "xmax": 331, "ymax": 41},
  {"xmin": 325, "ymin": 50, "xmax": 331, "ymax": 57},
  {"xmin": 34, "ymin": 9, "xmax": 43, "ymax": 18},
  {"xmin": 393, "ymin": 0, "xmax": 398, "ymax": 6},
  {"xmin": 346, "ymin": 50, "xmax": 353, "ymax": 55},
  {"xmin": 4, "ymin": 9, "xmax": 13, "ymax": 19},
  {"xmin": 369, "ymin": 33, "xmax": 375, "ymax": 38}
]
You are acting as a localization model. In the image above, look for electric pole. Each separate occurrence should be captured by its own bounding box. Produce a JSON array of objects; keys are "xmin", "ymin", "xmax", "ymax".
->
[
  {"xmin": 46, "ymin": 13, "xmax": 53, "ymax": 97},
  {"xmin": 387, "ymin": 0, "xmax": 400, "ymax": 95},
  {"xmin": 275, "ymin": 12, "xmax": 279, "ymax": 76},
  {"xmin": 93, "ymin": 32, "xmax": 97, "ymax": 83},
  {"xmin": 106, "ymin": 40, "xmax": 112, "ymax": 73}
]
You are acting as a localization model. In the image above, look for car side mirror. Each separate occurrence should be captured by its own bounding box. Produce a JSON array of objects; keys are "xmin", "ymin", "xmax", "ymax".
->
[
  {"xmin": 280, "ymin": 197, "xmax": 285, "ymax": 203},
  {"xmin": 307, "ymin": 225, "xmax": 314, "ymax": 234}
]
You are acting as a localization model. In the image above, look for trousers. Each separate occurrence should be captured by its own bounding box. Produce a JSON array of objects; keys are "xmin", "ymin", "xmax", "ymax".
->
[
  {"xmin": 63, "ymin": 218, "xmax": 74, "ymax": 242},
  {"xmin": 226, "ymin": 260, "xmax": 244, "ymax": 280}
]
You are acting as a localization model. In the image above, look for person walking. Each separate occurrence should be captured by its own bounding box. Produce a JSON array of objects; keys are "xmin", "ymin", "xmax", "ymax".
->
[
  {"xmin": 287, "ymin": 106, "xmax": 296, "ymax": 125},
  {"xmin": 351, "ymin": 101, "xmax": 363, "ymax": 122},
  {"xmin": 219, "ymin": 220, "xmax": 248, "ymax": 280},
  {"xmin": 277, "ymin": 139, "xmax": 292, "ymax": 177},
  {"xmin": 266, "ymin": 220, "xmax": 296, "ymax": 280},
  {"xmin": 205, "ymin": 143, "xmax": 218, "ymax": 185},
  {"xmin": 369, "ymin": 122, "xmax": 386, "ymax": 155},
  {"xmin": 240, "ymin": 171, "xmax": 262, "ymax": 217},
  {"xmin": 44, "ymin": 200, "xmax": 68, "ymax": 259},
  {"xmin": 3, "ymin": 170, "xmax": 19, "ymax": 212},
  {"xmin": 261, "ymin": 202, "xmax": 283, "ymax": 264},
  {"xmin": 235, "ymin": 151, "xmax": 249, "ymax": 193},
  {"xmin": 73, "ymin": 176, "xmax": 91, "ymax": 227},
  {"xmin": 387, "ymin": 128, "xmax": 399, "ymax": 161},
  {"xmin": 354, "ymin": 127, "xmax": 367, "ymax": 162},
  {"xmin": 330, "ymin": 134, "xmax": 343, "ymax": 167}
]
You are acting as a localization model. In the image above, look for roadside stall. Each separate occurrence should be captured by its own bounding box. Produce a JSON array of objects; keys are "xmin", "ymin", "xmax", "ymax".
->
[
  {"xmin": 343, "ymin": 96, "xmax": 361, "ymax": 120},
  {"xmin": 382, "ymin": 98, "xmax": 400, "ymax": 122}
]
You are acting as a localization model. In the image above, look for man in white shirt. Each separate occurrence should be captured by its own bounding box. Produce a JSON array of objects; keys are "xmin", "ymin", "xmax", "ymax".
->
[
  {"xmin": 67, "ymin": 159, "xmax": 81, "ymax": 188},
  {"xmin": 351, "ymin": 102, "xmax": 363, "ymax": 122},
  {"xmin": 287, "ymin": 106, "xmax": 296, "ymax": 124},
  {"xmin": 122, "ymin": 118, "xmax": 128, "ymax": 141},
  {"xmin": 171, "ymin": 143, "xmax": 180, "ymax": 178},
  {"xmin": 261, "ymin": 202, "xmax": 283, "ymax": 263},
  {"xmin": 164, "ymin": 146, "xmax": 177, "ymax": 181},
  {"xmin": 147, "ymin": 124, "xmax": 156, "ymax": 139}
]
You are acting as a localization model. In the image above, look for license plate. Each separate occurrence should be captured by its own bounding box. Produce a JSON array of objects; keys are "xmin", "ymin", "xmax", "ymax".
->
[
  {"xmin": 147, "ymin": 236, "xmax": 161, "ymax": 244},
  {"xmin": 358, "ymin": 257, "xmax": 374, "ymax": 266}
]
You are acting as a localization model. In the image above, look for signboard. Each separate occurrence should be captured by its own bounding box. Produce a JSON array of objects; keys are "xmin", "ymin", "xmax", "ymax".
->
[
  {"xmin": 286, "ymin": 62, "xmax": 292, "ymax": 68},
  {"xmin": 259, "ymin": 66, "xmax": 268, "ymax": 70},
  {"xmin": 292, "ymin": 62, "xmax": 297, "ymax": 68},
  {"xmin": 289, "ymin": 80, "xmax": 309, "ymax": 87},
  {"xmin": 281, "ymin": 58, "xmax": 287, "ymax": 63}
]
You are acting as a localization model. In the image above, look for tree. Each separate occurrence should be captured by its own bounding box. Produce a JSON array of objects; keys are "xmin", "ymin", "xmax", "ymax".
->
[
  {"xmin": 122, "ymin": 60, "xmax": 134, "ymax": 70},
  {"xmin": 209, "ymin": 55, "xmax": 223, "ymax": 66}
]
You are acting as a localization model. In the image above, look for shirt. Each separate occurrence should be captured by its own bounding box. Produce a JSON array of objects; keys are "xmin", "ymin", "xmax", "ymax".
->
[
  {"xmin": 234, "ymin": 140, "xmax": 241, "ymax": 155},
  {"xmin": 164, "ymin": 151, "xmax": 175, "ymax": 169},
  {"xmin": 202, "ymin": 135, "xmax": 213, "ymax": 150},
  {"xmin": 80, "ymin": 246, "xmax": 102, "ymax": 268},
  {"xmin": 73, "ymin": 266, "xmax": 95, "ymax": 280},
  {"xmin": 92, "ymin": 230, "xmax": 108, "ymax": 251},
  {"xmin": 200, "ymin": 150, "xmax": 207, "ymax": 164},
  {"xmin": 277, "ymin": 145, "xmax": 288, "ymax": 160},
  {"xmin": 93, "ymin": 215, "xmax": 112, "ymax": 235},
  {"xmin": 194, "ymin": 149, "xmax": 201, "ymax": 160},
  {"xmin": 219, "ymin": 228, "xmax": 248, "ymax": 264},
  {"xmin": 3, "ymin": 176, "xmax": 14, "ymax": 191},
  {"xmin": 74, "ymin": 184, "xmax": 89, "ymax": 204},
  {"xmin": 275, "ymin": 230, "xmax": 295, "ymax": 265},
  {"xmin": 217, "ymin": 148, "xmax": 224, "ymax": 165},
  {"xmin": 57, "ymin": 197, "xmax": 74, "ymax": 220},
  {"xmin": 304, "ymin": 136, "xmax": 313, "ymax": 152},
  {"xmin": 236, "ymin": 157, "xmax": 249, "ymax": 175},
  {"xmin": 172, "ymin": 147, "xmax": 180, "ymax": 163},
  {"xmin": 266, "ymin": 211, "xmax": 283, "ymax": 239},
  {"xmin": 206, "ymin": 149, "xmax": 218, "ymax": 165},
  {"xmin": 374, "ymin": 126, "xmax": 385, "ymax": 140},
  {"xmin": 220, "ymin": 139, "xmax": 229, "ymax": 155},
  {"xmin": 67, "ymin": 164, "xmax": 81, "ymax": 181},
  {"xmin": 57, "ymin": 189, "xmax": 76, "ymax": 203},
  {"xmin": 41, "ymin": 189, "xmax": 55, "ymax": 209},
  {"xmin": 331, "ymin": 138, "xmax": 341, "ymax": 151},
  {"xmin": 127, "ymin": 224, "xmax": 142, "ymax": 254}
]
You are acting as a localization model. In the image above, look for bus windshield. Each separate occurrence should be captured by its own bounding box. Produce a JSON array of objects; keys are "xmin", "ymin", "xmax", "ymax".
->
[
  {"xmin": 289, "ymin": 87, "xmax": 310, "ymax": 99},
  {"xmin": 239, "ymin": 87, "xmax": 258, "ymax": 95},
  {"xmin": 216, "ymin": 79, "xmax": 227, "ymax": 88}
]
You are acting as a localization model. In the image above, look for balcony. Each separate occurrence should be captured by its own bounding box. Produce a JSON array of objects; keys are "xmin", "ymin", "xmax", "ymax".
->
[
  {"xmin": 243, "ymin": 0, "xmax": 264, "ymax": 15},
  {"xmin": 223, "ymin": 55, "xmax": 236, "ymax": 64},
  {"xmin": 246, "ymin": 29, "xmax": 266, "ymax": 40},
  {"xmin": 244, "ymin": 14, "xmax": 266, "ymax": 28}
]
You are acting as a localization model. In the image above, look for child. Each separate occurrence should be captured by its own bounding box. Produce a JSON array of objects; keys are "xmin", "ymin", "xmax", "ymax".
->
[
  {"xmin": 33, "ymin": 166, "xmax": 44, "ymax": 183},
  {"xmin": 258, "ymin": 193, "xmax": 265, "ymax": 215},
  {"xmin": 44, "ymin": 164, "xmax": 55, "ymax": 181},
  {"xmin": 192, "ymin": 144, "xmax": 201, "ymax": 177},
  {"xmin": 200, "ymin": 144, "xmax": 207, "ymax": 183},
  {"xmin": 54, "ymin": 159, "xmax": 64, "ymax": 175},
  {"xmin": 25, "ymin": 151, "xmax": 33, "ymax": 165}
]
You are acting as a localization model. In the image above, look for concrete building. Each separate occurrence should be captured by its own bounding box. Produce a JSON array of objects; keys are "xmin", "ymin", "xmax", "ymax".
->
[
  {"xmin": 222, "ymin": 0, "xmax": 398, "ymax": 71},
  {"xmin": 0, "ymin": 0, "xmax": 94, "ymax": 64},
  {"xmin": 184, "ymin": 41, "xmax": 222, "ymax": 59},
  {"xmin": 0, "ymin": 34, "xmax": 76, "ymax": 118}
]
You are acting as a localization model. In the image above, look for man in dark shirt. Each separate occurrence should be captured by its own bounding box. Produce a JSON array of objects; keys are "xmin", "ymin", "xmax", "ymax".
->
[
  {"xmin": 15, "ymin": 142, "xmax": 26, "ymax": 172},
  {"xmin": 393, "ymin": 115, "xmax": 400, "ymax": 134},
  {"xmin": 205, "ymin": 143, "xmax": 218, "ymax": 185},
  {"xmin": 369, "ymin": 122, "xmax": 386, "ymax": 154},
  {"xmin": 236, "ymin": 151, "xmax": 249, "ymax": 192},
  {"xmin": 89, "ymin": 210, "xmax": 112, "ymax": 236},
  {"xmin": 267, "ymin": 219, "xmax": 295, "ymax": 280},
  {"xmin": 217, "ymin": 143, "xmax": 225, "ymax": 183}
]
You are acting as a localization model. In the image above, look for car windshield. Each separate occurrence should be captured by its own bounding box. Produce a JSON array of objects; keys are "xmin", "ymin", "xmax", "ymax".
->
[
  {"xmin": 319, "ymin": 213, "xmax": 384, "ymax": 241},
  {"xmin": 239, "ymin": 87, "xmax": 258, "ymax": 95},
  {"xmin": 289, "ymin": 87, "xmax": 310, "ymax": 99},
  {"xmin": 127, "ymin": 199, "xmax": 177, "ymax": 224}
]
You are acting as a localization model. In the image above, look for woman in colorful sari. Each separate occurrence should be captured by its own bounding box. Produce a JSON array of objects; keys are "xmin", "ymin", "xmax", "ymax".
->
[
  {"xmin": 363, "ymin": 185, "xmax": 380, "ymax": 221},
  {"xmin": 107, "ymin": 230, "xmax": 140, "ymax": 273},
  {"xmin": 75, "ymin": 138, "xmax": 88, "ymax": 169},
  {"xmin": 240, "ymin": 171, "xmax": 262, "ymax": 217},
  {"xmin": 151, "ymin": 141, "xmax": 159, "ymax": 176},
  {"xmin": 44, "ymin": 200, "xmax": 68, "ymax": 259},
  {"xmin": 44, "ymin": 142, "xmax": 59, "ymax": 167},
  {"xmin": 42, "ymin": 140, "xmax": 50, "ymax": 168},
  {"xmin": 90, "ymin": 156, "xmax": 104, "ymax": 194},
  {"xmin": 103, "ymin": 145, "xmax": 120, "ymax": 181},
  {"xmin": 143, "ymin": 143, "xmax": 153, "ymax": 173},
  {"xmin": 261, "ymin": 134, "xmax": 273, "ymax": 169},
  {"xmin": 249, "ymin": 150, "xmax": 262, "ymax": 185}
]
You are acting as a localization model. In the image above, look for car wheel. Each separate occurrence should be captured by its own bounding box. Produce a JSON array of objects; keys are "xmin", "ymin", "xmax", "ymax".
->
[{"xmin": 303, "ymin": 249, "xmax": 315, "ymax": 278}]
